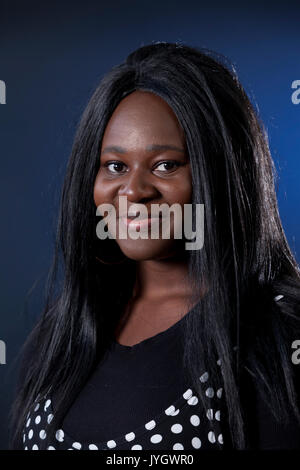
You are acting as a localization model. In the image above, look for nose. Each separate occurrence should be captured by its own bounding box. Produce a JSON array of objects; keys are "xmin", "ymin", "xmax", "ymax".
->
[{"xmin": 117, "ymin": 168, "xmax": 159, "ymax": 204}]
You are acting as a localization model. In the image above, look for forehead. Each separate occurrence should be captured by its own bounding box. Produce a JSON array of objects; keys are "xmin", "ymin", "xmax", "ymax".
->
[{"xmin": 101, "ymin": 90, "xmax": 185, "ymax": 147}]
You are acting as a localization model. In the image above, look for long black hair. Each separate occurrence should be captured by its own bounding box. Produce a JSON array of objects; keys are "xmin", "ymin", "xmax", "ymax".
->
[{"xmin": 10, "ymin": 41, "xmax": 300, "ymax": 449}]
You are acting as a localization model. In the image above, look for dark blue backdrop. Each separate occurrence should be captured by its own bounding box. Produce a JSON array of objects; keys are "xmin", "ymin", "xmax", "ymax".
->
[{"xmin": 0, "ymin": 0, "xmax": 299, "ymax": 450}]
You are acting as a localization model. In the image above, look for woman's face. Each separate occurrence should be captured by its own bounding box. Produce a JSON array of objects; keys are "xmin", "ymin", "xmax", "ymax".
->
[{"xmin": 93, "ymin": 90, "xmax": 192, "ymax": 261}]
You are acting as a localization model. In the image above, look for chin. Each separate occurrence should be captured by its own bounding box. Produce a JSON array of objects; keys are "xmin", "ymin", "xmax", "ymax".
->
[{"xmin": 116, "ymin": 239, "xmax": 180, "ymax": 261}]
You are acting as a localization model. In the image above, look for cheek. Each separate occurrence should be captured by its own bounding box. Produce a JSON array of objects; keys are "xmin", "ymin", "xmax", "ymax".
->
[
  {"xmin": 164, "ymin": 177, "xmax": 193, "ymax": 206},
  {"xmin": 180, "ymin": 181, "xmax": 193, "ymax": 204},
  {"xmin": 93, "ymin": 180, "xmax": 102, "ymax": 207},
  {"xmin": 181, "ymin": 171, "xmax": 193, "ymax": 203},
  {"xmin": 93, "ymin": 174, "xmax": 114, "ymax": 207},
  {"xmin": 181, "ymin": 182, "xmax": 193, "ymax": 204}
]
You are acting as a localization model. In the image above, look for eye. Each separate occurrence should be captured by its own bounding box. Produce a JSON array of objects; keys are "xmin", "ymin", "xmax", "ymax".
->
[
  {"xmin": 104, "ymin": 161, "xmax": 127, "ymax": 174},
  {"xmin": 154, "ymin": 161, "xmax": 181, "ymax": 173},
  {"xmin": 102, "ymin": 159, "xmax": 182, "ymax": 175}
]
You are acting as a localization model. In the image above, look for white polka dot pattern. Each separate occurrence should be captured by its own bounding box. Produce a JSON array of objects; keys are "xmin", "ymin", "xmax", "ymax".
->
[
  {"xmin": 145, "ymin": 420, "xmax": 156, "ymax": 430},
  {"xmin": 150, "ymin": 434, "xmax": 162, "ymax": 444},
  {"xmin": 55, "ymin": 429, "xmax": 64, "ymax": 442},
  {"xmin": 22, "ymin": 366, "xmax": 226, "ymax": 451},
  {"xmin": 88, "ymin": 444, "xmax": 98, "ymax": 450},
  {"xmin": 192, "ymin": 437, "xmax": 201, "ymax": 449},
  {"xmin": 72, "ymin": 442, "xmax": 82, "ymax": 449},
  {"xmin": 190, "ymin": 415, "xmax": 200, "ymax": 426}
]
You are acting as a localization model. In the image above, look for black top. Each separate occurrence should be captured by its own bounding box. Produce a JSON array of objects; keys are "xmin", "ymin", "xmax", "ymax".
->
[{"xmin": 11, "ymin": 302, "xmax": 300, "ymax": 450}]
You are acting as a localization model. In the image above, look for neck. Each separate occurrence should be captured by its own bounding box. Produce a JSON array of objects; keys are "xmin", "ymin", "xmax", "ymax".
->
[{"xmin": 133, "ymin": 251, "xmax": 192, "ymax": 300}]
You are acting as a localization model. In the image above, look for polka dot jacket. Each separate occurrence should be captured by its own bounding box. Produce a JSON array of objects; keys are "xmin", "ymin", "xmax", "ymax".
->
[
  {"xmin": 19, "ymin": 304, "xmax": 231, "ymax": 451},
  {"xmin": 18, "ymin": 293, "xmax": 300, "ymax": 451},
  {"xmin": 22, "ymin": 368, "xmax": 225, "ymax": 450}
]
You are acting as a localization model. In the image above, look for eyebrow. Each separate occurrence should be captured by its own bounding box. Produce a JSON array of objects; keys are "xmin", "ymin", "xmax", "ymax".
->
[{"xmin": 101, "ymin": 144, "xmax": 185, "ymax": 155}]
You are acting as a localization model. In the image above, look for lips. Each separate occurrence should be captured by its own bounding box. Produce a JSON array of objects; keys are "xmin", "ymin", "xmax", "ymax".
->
[
  {"xmin": 117, "ymin": 213, "xmax": 163, "ymax": 229},
  {"xmin": 118, "ymin": 214, "xmax": 163, "ymax": 220},
  {"xmin": 123, "ymin": 216, "xmax": 162, "ymax": 228}
]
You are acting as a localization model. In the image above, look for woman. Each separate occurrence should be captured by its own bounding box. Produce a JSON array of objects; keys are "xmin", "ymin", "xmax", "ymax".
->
[{"xmin": 10, "ymin": 42, "xmax": 300, "ymax": 450}]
